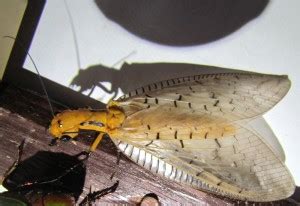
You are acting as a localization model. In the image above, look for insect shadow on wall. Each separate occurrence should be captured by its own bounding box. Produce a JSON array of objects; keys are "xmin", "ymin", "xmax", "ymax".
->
[
  {"xmin": 64, "ymin": 1, "xmax": 246, "ymax": 102},
  {"xmin": 70, "ymin": 62, "xmax": 242, "ymax": 102}
]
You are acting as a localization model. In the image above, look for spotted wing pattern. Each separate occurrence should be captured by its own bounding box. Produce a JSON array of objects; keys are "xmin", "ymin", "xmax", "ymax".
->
[{"xmin": 109, "ymin": 73, "xmax": 294, "ymax": 201}]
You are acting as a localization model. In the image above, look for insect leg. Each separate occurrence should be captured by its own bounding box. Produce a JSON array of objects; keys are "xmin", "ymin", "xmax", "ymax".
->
[
  {"xmin": 87, "ymin": 85, "xmax": 96, "ymax": 97},
  {"xmin": 78, "ymin": 181, "xmax": 119, "ymax": 206},
  {"xmin": 2, "ymin": 139, "xmax": 25, "ymax": 181},
  {"xmin": 90, "ymin": 132, "xmax": 105, "ymax": 151},
  {"xmin": 110, "ymin": 150, "xmax": 122, "ymax": 180},
  {"xmin": 116, "ymin": 150, "xmax": 121, "ymax": 165}
]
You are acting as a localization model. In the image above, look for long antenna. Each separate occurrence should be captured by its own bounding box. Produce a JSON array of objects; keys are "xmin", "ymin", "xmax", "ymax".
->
[
  {"xmin": 111, "ymin": 50, "xmax": 137, "ymax": 68},
  {"xmin": 64, "ymin": 0, "xmax": 81, "ymax": 70},
  {"xmin": 3, "ymin": 36, "xmax": 55, "ymax": 117}
]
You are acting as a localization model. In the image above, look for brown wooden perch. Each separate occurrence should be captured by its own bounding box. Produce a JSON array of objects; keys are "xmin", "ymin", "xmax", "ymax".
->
[{"xmin": 0, "ymin": 83, "xmax": 298, "ymax": 205}]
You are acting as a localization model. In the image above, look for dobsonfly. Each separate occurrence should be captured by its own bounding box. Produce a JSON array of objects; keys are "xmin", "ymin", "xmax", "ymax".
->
[{"xmin": 48, "ymin": 72, "xmax": 295, "ymax": 202}]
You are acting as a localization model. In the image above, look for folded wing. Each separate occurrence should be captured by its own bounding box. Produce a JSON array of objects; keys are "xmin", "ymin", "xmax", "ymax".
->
[{"xmin": 109, "ymin": 72, "xmax": 294, "ymax": 201}]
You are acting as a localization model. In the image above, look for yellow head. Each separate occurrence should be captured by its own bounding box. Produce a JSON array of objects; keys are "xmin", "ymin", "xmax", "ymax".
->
[{"xmin": 48, "ymin": 109, "xmax": 107, "ymax": 146}]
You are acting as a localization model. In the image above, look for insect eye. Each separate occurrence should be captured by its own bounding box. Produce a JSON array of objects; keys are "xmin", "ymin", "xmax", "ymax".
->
[{"xmin": 58, "ymin": 120, "xmax": 63, "ymax": 128}]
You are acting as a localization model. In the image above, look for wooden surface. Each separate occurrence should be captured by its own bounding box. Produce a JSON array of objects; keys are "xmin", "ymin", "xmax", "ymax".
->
[{"xmin": 0, "ymin": 83, "xmax": 298, "ymax": 205}]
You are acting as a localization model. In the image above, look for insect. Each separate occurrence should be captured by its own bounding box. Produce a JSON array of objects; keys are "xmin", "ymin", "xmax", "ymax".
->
[
  {"xmin": 48, "ymin": 72, "xmax": 295, "ymax": 202},
  {"xmin": 0, "ymin": 140, "xmax": 118, "ymax": 206}
]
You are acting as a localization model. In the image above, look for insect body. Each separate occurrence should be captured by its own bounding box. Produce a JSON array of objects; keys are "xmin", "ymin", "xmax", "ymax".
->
[
  {"xmin": 0, "ymin": 141, "xmax": 88, "ymax": 206},
  {"xmin": 0, "ymin": 140, "xmax": 118, "ymax": 206},
  {"xmin": 49, "ymin": 102, "xmax": 125, "ymax": 151},
  {"xmin": 49, "ymin": 72, "xmax": 295, "ymax": 202}
]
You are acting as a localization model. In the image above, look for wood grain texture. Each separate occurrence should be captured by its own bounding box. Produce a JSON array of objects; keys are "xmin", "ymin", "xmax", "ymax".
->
[{"xmin": 0, "ymin": 83, "xmax": 298, "ymax": 205}]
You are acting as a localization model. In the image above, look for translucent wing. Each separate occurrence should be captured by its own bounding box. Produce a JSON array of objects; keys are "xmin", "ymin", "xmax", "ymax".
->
[
  {"xmin": 112, "ymin": 123, "xmax": 295, "ymax": 202},
  {"xmin": 118, "ymin": 73, "xmax": 291, "ymax": 121},
  {"xmin": 245, "ymin": 117, "xmax": 286, "ymax": 162},
  {"xmin": 109, "ymin": 72, "xmax": 294, "ymax": 201}
]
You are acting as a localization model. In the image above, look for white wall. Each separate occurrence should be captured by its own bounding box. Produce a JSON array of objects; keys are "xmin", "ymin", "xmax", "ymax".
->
[{"xmin": 24, "ymin": 0, "xmax": 300, "ymax": 186}]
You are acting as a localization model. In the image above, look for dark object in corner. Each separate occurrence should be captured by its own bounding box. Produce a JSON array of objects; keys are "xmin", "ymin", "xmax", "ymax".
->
[{"xmin": 1, "ymin": 149, "xmax": 88, "ymax": 205}]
